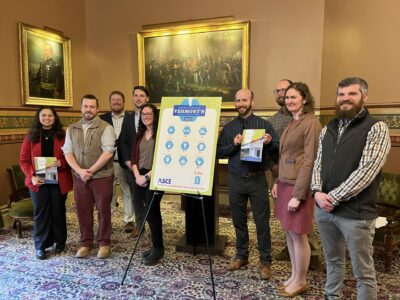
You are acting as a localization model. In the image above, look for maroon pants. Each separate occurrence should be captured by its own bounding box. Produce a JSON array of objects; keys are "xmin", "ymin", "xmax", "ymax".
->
[{"xmin": 74, "ymin": 176, "xmax": 113, "ymax": 247}]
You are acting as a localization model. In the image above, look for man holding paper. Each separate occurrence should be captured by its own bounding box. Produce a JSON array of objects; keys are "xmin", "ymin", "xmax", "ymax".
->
[{"xmin": 217, "ymin": 88, "xmax": 278, "ymax": 280}]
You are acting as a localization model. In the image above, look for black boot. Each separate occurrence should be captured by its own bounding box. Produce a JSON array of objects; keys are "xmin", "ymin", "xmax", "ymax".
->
[
  {"xmin": 36, "ymin": 249, "xmax": 47, "ymax": 260},
  {"xmin": 143, "ymin": 247, "xmax": 164, "ymax": 266}
]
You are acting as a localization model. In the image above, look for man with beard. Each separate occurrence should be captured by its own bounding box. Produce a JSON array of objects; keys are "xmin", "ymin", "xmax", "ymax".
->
[
  {"xmin": 311, "ymin": 77, "xmax": 390, "ymax": 299},
  {"xmin": 63, "ymin": 95, "xmax": 116, "ymax": 259},
  {"xmin": 268, "ymin": 79, "xmax": 293, "ymax": 138},
  {"xmin": 100, "ymin": 91, "xmax": 134, "ymax": 233},
  {"xmin": 119, "ymin": 86, "xmax": 149, "ymax": 237},
  {"xmin": 217, "ymin": 88, "xmax": 278, "ymax": 280}
]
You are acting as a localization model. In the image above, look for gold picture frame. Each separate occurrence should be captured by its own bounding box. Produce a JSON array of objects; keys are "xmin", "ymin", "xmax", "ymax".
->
[
  {"xmin": 18, "ymin": 22, "xmax": 73, "ymax": 107},
  {"xmin": 137, "ymin": 20, "xmax": 250, "ymax": 108}
]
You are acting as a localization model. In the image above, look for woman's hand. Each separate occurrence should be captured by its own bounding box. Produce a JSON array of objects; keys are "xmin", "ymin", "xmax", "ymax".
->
[
  {"xmin": 135, "ymin": 175, "xmax": 148, "ymax": 187},
  {"xmin": 31, "ymin": 176, "xmax": 44, "ymax": 186},
  {"xmin": 271, "ymin": 183, "xmax": 278, "ymax": 199},
  {"xmin": 287, "ymin": 197, "xmax": 300, "ymax": 212}
]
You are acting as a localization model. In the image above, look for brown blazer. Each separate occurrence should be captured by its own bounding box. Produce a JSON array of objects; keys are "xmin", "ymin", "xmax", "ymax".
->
[{"xmin": 277, "ymin": 113, "xmax": 321, "ymax": 200}]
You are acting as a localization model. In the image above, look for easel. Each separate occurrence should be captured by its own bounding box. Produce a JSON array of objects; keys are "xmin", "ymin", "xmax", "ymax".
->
[{"xmin": 121, "ymin": 189, "xmax": 224, "ymax": 299}]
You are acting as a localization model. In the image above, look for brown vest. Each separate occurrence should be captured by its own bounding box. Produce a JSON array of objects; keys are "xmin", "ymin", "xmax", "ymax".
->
[{"xmin": 69, "ymin": 117, "xmax": 113, "ymax": 179}]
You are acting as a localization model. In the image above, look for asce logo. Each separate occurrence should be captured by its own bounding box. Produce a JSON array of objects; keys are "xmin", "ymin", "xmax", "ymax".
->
[{"xmin": 157, "ymin": 178, "xmax": 172, "ymax": 184}]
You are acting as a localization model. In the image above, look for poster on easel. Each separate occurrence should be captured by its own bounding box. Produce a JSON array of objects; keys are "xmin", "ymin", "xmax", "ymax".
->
[{"xmin": 150, "ymin": 97, "xmax": 222, "ymax": 196}]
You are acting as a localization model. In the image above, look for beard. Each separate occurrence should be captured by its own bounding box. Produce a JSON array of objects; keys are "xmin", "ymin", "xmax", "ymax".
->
[
  {"xmin": 335, "ymin": 98, "xmax": 364, "ymax": 119},
  {"xmin": 276, "ymin": 95, "xmax": 285, "ymax": 106},
  {"xmin": 237, "ymin": 105, "xmax": 252, "ymax": 117},
  {"xmin": 83, "ymin": 112, "xmax": 95, "ymax": 121}
]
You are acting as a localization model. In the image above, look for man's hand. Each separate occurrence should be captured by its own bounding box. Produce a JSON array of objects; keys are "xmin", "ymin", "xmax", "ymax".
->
[
  {"xmin": 315, "ymin": 192, "xmax": 335, "ymax": 212},
  {"xmin": 233, "ymin": 134, "xmax": 243, "ymax": 145},
  {"xmin": 77, "ymin": 168, "xmax": 93, "ymax": 182},
  {"xmin": 263, "ymin": 133, "xmax": 272, "ymax": 144}
]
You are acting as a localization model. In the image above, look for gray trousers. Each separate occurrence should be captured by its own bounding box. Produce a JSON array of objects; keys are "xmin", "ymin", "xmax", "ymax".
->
[
  {"xmin": 228, "ymin": 172, "xmax": 272, "ymax": 264},
  {"xmin": 316, "ymin": 207, "xmax": 377, "ymax": 300}
]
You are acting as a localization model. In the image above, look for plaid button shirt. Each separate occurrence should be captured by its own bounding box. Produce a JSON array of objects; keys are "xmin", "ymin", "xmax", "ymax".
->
[{"xmin": 311, "ymin": 109, "xmax": 391, "ymax": 203}]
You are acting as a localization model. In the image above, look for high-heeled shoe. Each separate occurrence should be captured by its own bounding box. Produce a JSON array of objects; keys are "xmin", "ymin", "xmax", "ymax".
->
[{"xmin": 279, "ymin": 282, "xmax": 309, "ymax": 298}]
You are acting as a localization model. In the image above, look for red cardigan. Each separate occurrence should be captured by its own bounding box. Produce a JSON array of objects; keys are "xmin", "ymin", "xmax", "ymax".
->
[{"xmin": 19, "ymin": 133, "xmax": 73, "ymax": 194}]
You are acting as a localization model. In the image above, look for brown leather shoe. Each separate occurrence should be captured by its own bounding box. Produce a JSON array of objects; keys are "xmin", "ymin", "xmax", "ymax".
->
[
  {"xmin": 227, "ymin": 259, "xmax": 249, "ymax": 271},
  {"xmin": 275, "ymin": 246, "xmax": 290, "ymax": 261},
  {"xmin": 279, "ymin": 283, "xmax": 309, "ymax": 298},
  {"xmin": 308, "ymin": 255, "xmax": 321, "ymax": 271},
  {"xmin": 132, "ymin": 227, "xmax": 140, "ymax": 238},
  {"xmin": 97, "ymin": 245, "xmax": 110, "ymax": 259},
  {"xmin": 124, "ymin": 222, "xmax": 135, "ymax": 233},
  {"xmin": 75, "ymin": 247, "xmax": 90, "ymax": 258},
  {"xmin": 259, "ymin": 263, "xmax": 271, "ymax": 280}
]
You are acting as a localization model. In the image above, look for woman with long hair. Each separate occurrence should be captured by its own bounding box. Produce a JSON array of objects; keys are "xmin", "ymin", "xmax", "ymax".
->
[
  {"xmin": 19, "ymin": 106, "xmax": 73, "ymax": 260},
  {"xmin": 131, "ymin": 103, "xmax": 164, "ymax": 265},
  {"xmin": 272, "ymin": 82, "xmax": 321, "ymax": 297}
]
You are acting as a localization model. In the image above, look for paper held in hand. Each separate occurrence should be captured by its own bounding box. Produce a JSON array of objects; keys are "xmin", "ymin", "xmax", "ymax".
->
[
  {"xmin": 240, "ymin": 129, "xmax": 265, "ymax": 162},
  {"xmin": 34, "ymin": 157, "xmax": 58, "ymax": 184}
]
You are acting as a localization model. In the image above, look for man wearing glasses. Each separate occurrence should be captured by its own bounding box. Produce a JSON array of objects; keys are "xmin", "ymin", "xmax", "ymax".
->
[{"xmin": 119, "ymin": 86, "xmax": 150, "ymax": 238}]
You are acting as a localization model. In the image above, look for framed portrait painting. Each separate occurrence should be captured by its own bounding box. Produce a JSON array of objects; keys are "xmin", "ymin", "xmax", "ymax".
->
[
  {"xmin": 137, "ymin": 20, "xmax": 250, "ymax": 108},
  {"xmin": 18, "ymin": 22, "xmax": 73, "ymax": 107}
]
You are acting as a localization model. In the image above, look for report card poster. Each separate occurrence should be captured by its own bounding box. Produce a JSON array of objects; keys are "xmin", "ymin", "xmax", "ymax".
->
[{"xmin": 150, "ymin": 97, "xmax": 222, "ymax": 196}]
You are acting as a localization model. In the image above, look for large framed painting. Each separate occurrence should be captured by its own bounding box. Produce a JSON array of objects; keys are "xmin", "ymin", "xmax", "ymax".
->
[
  {"xmin": 137, "ymin": 20, "xmax": 250, "ymax": 108},
  {"xmin": 18, "ymin": 22, "xmax": 73, "ymax": 107}
]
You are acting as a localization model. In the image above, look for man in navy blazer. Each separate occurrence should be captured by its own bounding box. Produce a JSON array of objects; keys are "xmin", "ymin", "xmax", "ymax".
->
[
  {"xmin": 117, "ymin": 86, "xmax": 150, "ymax": 237},
  {"xmin": 100, "ymin": 91, "xmax": 135, "ymax": 233}
]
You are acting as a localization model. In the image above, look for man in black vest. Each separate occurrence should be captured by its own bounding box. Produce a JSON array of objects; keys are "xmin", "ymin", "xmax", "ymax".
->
[
  {"xmin": 100, "ymin": 91, "xmax": 135, "ymax": 233},
  {"xmin": 311, "ymin": 77, "xmax": 391, "ymax": 300}
]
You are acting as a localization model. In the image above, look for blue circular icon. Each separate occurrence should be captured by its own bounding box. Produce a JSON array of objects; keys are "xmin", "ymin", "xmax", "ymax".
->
[
  {"xmin": 183, "ymin": 126, "xmax": 191, "ymax": 136},
  {"xmin": 197, "ymin": 142, "xmax": 206, "ymax": 152},
  {"xmin": 179, "ymin": 156, "xmax": 188, "ymax": 166},
  {"xmin": 199, "ymin": 127, "xmax": 207, "ymax": 136},
  {"xmin": 163, "ymin": 155, "xmax": 172, "ymax": 164},
  {"xmin": 194, "ymin": 176, "xmax": 201, "ymax": 185},
  {"xmin": 165, "ymin": 141, "xmax": 174, "ymax": 150},
  {"xmin": 181, "ymin": 141, "xmax": 189, "ymax": 151},
  {"xmin": 195, "ymin": 157, "xmax": 204, "ymax": 167},
  {"xmin": 167, "ymin": 126, "xmax": 176, "ymax": 135}
]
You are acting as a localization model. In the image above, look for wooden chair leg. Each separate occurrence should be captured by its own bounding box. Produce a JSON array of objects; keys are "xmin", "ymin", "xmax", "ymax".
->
[
  {"xmin": 384, "ymin": 220, "xmax": 395, "ymax": 272},
  {"xmin": 14, "ymin": 219, "xmax": 22, "ymax": 238}
]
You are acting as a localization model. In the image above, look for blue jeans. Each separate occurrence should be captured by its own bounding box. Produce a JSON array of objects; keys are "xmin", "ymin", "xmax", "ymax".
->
[{"xmin": 316, "ymin": 207, "xmax": 377, "ymax": 300}]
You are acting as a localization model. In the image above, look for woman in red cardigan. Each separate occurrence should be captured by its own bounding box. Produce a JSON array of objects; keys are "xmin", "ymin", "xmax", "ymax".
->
[{"xmin": 19, "ymin": 106, "xmax": 73, "ymax": 260}]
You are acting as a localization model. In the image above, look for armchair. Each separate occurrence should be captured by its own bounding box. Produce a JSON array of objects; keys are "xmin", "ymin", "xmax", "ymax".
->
[
  {"xmin": 373, "ymin": 172, "xmax": 400, "ymax": 272},
  {"xmin": 7, "ymin": 164, "xmax": 34, "ymax": 238}
]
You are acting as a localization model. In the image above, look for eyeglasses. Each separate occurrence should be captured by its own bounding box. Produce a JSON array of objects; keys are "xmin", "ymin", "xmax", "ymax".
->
[
  {"xmin": 273, "ymin": 88, "xmax": 286, "ymax": 95},
  {"xmin": 141, "ymin": 112, "xmax": 154, "ymax": 117}
]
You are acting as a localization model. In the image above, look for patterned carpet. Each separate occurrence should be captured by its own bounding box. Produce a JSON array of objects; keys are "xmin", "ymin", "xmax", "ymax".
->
[{"xmin": 0, "ymin": 194, "xmax": 399, "ymax": 299}]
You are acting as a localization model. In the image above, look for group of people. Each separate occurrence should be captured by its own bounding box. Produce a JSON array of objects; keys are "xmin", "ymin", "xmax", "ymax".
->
[
  {"xmin": 20, "ymin": 86, "xmax": 165, "ymax": 266},
  {"xmin": 217, "ymin": 77, "xmax": 390, "ymax": 299},
  {"xmin": 19, "ymin": 76, "xmax": 391, "ymax": 299}
]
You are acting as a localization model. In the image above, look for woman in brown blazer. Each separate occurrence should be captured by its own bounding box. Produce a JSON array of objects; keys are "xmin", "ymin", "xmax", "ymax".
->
[{"xmin": 271, "ymin": 82, "xmax": 321, "ymax": 298}]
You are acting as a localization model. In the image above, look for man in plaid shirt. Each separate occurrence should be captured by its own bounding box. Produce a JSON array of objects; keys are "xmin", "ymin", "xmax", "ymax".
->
[{"xmin": 311, "ymin": 77, "xmax": 391, "ymax": 300}]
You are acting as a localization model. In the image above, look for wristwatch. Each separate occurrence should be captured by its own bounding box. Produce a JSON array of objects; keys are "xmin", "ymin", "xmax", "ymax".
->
[
  {"xmin": 311, "ymin": 190, "xmax": 319, "ymax": 198},
  {"xmin": 144, "ymin": 174, "xmax": 150, "ymax": 181}
]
